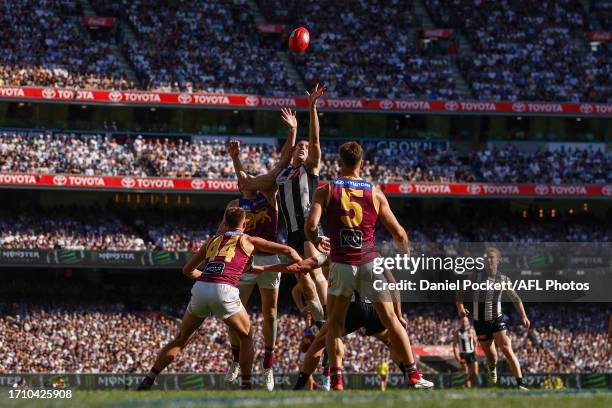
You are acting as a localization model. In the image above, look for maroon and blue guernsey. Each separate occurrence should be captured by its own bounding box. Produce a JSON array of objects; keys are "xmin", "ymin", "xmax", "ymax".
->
[
  {"xmin": 198, "ymin": 231, "xmax": 253, "ymax": 287},
  {"xmin": 239, "ymin": 192, "xmax": 278, "ymax": 242},
  {"xmin": 325, "ymin": 177, "xmax": 379, "ymax": 265}
]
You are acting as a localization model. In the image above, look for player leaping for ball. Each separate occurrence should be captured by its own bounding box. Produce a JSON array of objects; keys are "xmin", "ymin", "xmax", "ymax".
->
[
  {"xmin": 304, "ymin": 141, "xmax": 433, "ymax": 390},
  {"xmin": 221, "ymin": 109, "xmax": 298, "ymax": 391},
  {"xmin": 232, "ymin": 84, "xmax": 328, "ymax": 329},
  {"xmin": 137, "ymin": 207, "xmax": 302, "ymax": 391}
]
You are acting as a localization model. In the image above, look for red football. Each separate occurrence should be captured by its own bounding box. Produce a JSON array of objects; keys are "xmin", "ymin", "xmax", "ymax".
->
[{"xmin": 289, "ymin": 27, "xmax": 310, "ymax": 52}]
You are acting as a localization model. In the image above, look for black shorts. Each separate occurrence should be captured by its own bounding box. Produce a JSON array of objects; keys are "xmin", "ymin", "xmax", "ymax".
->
[
  {"xmin": 287, "ymin": 230, "xmax": 308, "ymax": 253},
  {"xmin": 473, "ymin": 315, "xmax": 507, "ymax": 341},
  {"xmin": 287, "ymin": 225, "xmax": 324, "ymax": 254},
  {"xmin": 460, "ymin": 352, "xmax": 477, "ymax": 364},
  {"xmin": 344, "ymin": 300, "xmax": 385, "ymax": 336}
]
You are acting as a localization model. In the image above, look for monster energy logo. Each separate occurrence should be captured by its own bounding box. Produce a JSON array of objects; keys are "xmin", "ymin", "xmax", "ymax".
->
[
  {"xmin": 451, "ymin": 373, "xmax": 465, "ymax": 387},
  {"xmin": 181, "ymin": 374, "xmax": 205, "ymax": 389},
  {"xmin": 527, "ymin": 254, "xmax": 548, "ymax": 268},
  {"xmin": 582, "ymin": 374, "xmax": 607, "ymax": 388},
  {"xmin": 153, "ymin": 251, "xmax": 178, "ymax": 266},
  {"xmin": 57, "ymin": 250, "xmax": 83, "ymax": 265}
]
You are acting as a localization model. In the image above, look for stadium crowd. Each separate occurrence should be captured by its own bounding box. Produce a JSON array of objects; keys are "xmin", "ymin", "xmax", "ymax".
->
[
  {"xmin": 0, "ymin": 303, "xmax": 609, "ymax": 374},
  {"xmin": 0, "ymin": 0, "xmax": 132, "ymax": 91},
  {"xmin": 0, "ymin": 206, "xmax": 609, "ymax": 252},
  {"xmin": 1, "ymin": 133, "xmax": 610, "ymax": 184},
  {"xmin": 258, "ymin": 0, "xmax": 459, "ymax": 100},
  {"xmin": 425, "ymin": 0, "xmax": 611, "ymax": 102},
  {"xmin": 118, "ymin": 0, "xmax": 297, "ymax": 95},
  {"xmin": 0, "ymin": 0, "xmax": 607, "ymax": 102}
]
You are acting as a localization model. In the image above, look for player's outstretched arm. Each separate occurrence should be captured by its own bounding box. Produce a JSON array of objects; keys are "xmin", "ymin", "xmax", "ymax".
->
[
  {"xmin": 251, "ymin": 256, "xmax": 320, "ymax": 275},
  {"xmin": 376, "ymin": 188, "xmax": 409, "ymax": 254},
  {"xmin": 182, "ymin": 239, "xmax": 210, "ymax": 280},
  {"xmin": 304, "ymin": 185, "xmax": 330, "ymax": 253},
  {"xmin": 248, "ymin": 236, "xmax": 302, "ymax": 263},
  {"xmin": 304, "ymin": 84, "xmax": 326, "ymax": 174},
  {"xmin": 229, "ymin": 140, "xmax": 277, "ymax": 192},
  {"xmin": 277, "ymin": 107, "xmax": 298, "ymax": 169}
]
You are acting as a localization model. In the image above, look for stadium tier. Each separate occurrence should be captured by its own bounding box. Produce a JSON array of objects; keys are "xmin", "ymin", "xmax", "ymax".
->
[
  {"xmin": 0, "ymin": 0, "xmax": 609, "ymax": 103},
  {"xmin": 0, "ymin": 132, "xmax": 610, "ymax": 184}
]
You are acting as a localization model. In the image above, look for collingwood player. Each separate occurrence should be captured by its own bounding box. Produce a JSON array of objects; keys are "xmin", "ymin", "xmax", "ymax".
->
[
  {"xmin": 222, "ymin": 109, "xmax": 298, "ymax": 391},
  {"xmin": 456, "ymin": 247, "xmax": 530, "ymax": 390},
  {"xmin": 452, "ymin": 317, "xmax": 479, "ymax": 388},
  {"xmin": 232, "ymin": 84, "xmax": 328, "ymax": 327}
]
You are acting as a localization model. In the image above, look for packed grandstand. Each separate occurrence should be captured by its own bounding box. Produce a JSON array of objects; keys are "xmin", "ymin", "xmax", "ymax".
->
[
  {"xmin": 0, "ymin": 0, "xmax": 610, "ymax": 101},
  {"xmin": 0, "ymin": 0, "xmax": 610, "ymax": 391}
]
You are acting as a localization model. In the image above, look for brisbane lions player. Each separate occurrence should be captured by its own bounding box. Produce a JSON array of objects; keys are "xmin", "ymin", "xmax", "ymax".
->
[
  {"xmin": 137, "ymin": 207, "xmax": 301, "ymax": 391},
  {"xmin": 222, "ymin": 109, "xmax": 298, "ymax": 391},
  {"xmin": 304, "ymin": 141, "xmax": 433, "ymax": 390}
]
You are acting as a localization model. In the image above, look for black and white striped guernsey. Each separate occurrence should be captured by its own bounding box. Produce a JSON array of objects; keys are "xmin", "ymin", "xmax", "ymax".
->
[
  {"xmin": 457, "ymin": 329, "xmax": 475, "ymax": 353},
  {"xmin": 472, "ymin": 271, "xmax": 508, "ymax": 322},
  {"xmin": 276, "ymin": 164, "xmax": 318, "ymax": 233}
]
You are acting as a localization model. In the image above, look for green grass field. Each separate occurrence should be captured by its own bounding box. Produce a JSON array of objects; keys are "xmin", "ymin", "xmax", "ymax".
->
[{"xmin": 2, "ymin": 389, "xmax": 611, "ymax": 408}]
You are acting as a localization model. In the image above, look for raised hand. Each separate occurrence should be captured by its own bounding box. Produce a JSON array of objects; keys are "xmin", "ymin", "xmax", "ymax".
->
[
  {"xmin": 281, "ymin": 107, "xmax": 297, "ymax": 129},
  {"xmin": 305, "ymin": 83, "xmax": 327, "ymax": 106},
  {"xmin": 228, "ymin": 140, "xmax": 241, "ymax": 159}
]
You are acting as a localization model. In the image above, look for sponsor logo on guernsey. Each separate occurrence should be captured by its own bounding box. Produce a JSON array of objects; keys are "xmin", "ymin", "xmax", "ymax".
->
[{"xmin": 332, "ymin": 178, "xmax": 372, "ymax": 189}]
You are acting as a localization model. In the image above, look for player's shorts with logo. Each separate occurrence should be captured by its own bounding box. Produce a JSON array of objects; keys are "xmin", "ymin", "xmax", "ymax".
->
[
  {"xmin": 237, "ymin": 254, "xmax": 281, "ymax": 289},
  {"xmin": 473, "ymin": 316, "xmax": 507, "ymax": 341},
  {"xmin": 344, "ymin": 299, "xmax": 385, "ymax": 336},
  {"xmin": 328, "ymin": 261, "xmax": 388, "ymax": 301},
  {"xmin": 187, "ymin": 281, "xmax": 242, "ymax": 320},
  {"xmin": 459, "ymin": 352, "xmax": 477, "ymax": 363}
]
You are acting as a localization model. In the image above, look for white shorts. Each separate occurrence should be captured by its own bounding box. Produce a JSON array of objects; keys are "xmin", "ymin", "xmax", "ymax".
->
[
  {"xmin": 328, "ymin": 261, "xmax": 387, "ymax": 301},
  {"xmin": 238, "ymin": 254, "xmax": 281, "ymax": 290},
  {"xmin": 187, "ymin": 281, "xmax": 242, "ymax": 320}
]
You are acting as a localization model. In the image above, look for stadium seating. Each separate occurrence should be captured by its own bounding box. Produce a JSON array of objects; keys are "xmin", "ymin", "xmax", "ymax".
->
[{"xmin": 1, "ymin": 132, "xmax": 610, "ymax": 183}]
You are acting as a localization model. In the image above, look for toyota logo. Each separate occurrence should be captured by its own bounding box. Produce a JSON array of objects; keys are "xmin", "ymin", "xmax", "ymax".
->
[
  {"xmin": 535, "ymin": 185, "xmax": 549, "ymax": 195},
  {"xmin": 109, "ymin": 91, "xmax": 123, "ymax": 102},
  {"xmin": 444, "ymin": 101, "xmax": 459, "ymax": 111},
  {"xmin": 245, "ymin": 96, "xmax": 260, "ymax": 106},
  {"xmin": 579, "ymin": 104, "xmax": 593, "ymax": 114},
  {"xmin": 191, "ymin": 179, "xmax": 205, "ymax": 189},
  {"xmin": 42, "ymin": 88, "xmax": 57, "ymax": 99},
  {"xmin": 121, "ymin": 177, "xmax": 135, "ymax": 188},
  {"xmin": 178, "ymin": 93, "xmax": 192, "ymax": 104},
  {"xmin": 316, "ymin": 98, "xmax": 325, "ymax": 108},
  {"xmin": 602, "ymin": 185, "xmax": 612, "ymax": 196},
  {"xmin": 467, "ymin": 184, "xmax": 482, "ymax": 195},
  {"xmin": 512, "ymin": 102, "xmax": 526, "ymax": 112},
  {"xmin": 53, "ymin": 175, "xmax": 67, "ymax": 186},
  {"xmin": 380, "ymin": 99, "xmax": 394, "ymax": 110},
  {"xmin": 399, "ymin": 183, "xmax": 413, "ymax": 194}
]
